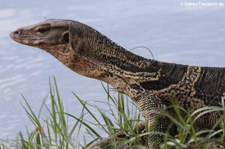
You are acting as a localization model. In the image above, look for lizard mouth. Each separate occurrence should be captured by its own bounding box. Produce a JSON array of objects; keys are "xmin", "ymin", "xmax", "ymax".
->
[
  {"xmin": 10, "ymin": 31, "xmax": 26, "ymax": 43},
  {"xmin": 9, "ymin": 30, "xmax": 42, "ymax": 46}
]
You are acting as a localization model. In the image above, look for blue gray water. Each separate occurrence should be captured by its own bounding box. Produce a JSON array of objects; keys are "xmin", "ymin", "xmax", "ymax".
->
[{"xmin": 0, "ymin": 0, "xmax": 225, "ymax": 138}]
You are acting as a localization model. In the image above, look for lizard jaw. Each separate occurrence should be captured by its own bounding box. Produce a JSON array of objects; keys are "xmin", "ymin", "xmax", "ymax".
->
[{"xmin": 10, "ymin": 29, "xmax": 42, "ymax": 46}]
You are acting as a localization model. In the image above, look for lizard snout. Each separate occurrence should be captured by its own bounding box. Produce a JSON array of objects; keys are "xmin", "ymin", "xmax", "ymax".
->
[
  {"xmin": 10, "ymin": 29, "xmax": 21, "ymax": 36},
  {"xmin": 9, "ymin": 29, "xmax": 22, "ymax": 40}
]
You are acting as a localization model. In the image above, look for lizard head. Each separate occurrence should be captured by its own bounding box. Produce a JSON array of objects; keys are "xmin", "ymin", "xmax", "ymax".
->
[
  {"xmin": 9, "ymin": 19, "xmax": 120, "ymax": 82},
  {"xmin": 10, "ymin": 19, "xmax": 151, "ymax": 97},
  {"xmin": 10, "ymin": 19, "xmax": 70, "ymax": 51}
]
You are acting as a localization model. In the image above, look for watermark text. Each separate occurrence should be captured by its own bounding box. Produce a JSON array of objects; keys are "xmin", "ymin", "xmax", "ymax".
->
[{"xmin": 181, "ymin": 2, "xmax": 224, "ymax": 7}]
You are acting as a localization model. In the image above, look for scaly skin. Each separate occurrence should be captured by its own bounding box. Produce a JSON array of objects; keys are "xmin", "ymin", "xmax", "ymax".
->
[{"xmin": 10, "ymin": 19, "xmax": 225, "ymax": 148}]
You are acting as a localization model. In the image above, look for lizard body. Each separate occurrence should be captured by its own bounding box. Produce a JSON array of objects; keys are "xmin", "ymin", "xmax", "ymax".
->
[{"xmin": 10, "ymin": 19, "xmax": 225, "ymax": 148}]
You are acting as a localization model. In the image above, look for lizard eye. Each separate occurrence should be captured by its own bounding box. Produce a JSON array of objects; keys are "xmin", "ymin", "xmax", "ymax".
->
[
  {"xmin": 35, "ymin": 26, "xmax": 50, "ymax": 34},
  {"xmin": 37, "ymin": 27, "xmax": 50, "ymax": 33},
  {"xmin": 37, "ymin": 28, "xmax": 48, "ymax": 33}
]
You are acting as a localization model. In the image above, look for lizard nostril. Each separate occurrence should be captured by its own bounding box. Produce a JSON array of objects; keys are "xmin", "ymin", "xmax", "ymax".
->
[{"xmin": 13, "ymin": 29, "xmax": 21, "ymax": 35}]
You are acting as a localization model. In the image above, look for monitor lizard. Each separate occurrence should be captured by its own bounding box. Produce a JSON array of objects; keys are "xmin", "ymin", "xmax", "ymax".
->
[{"xmin": 10, "ymin": 19, "xmax": 225, "ymax": 148}]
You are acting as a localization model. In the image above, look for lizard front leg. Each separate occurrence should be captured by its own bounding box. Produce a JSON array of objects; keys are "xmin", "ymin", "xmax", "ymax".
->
[{"xmin": 134, "ymin": 91, "xmax": 168, "ymax": 149}]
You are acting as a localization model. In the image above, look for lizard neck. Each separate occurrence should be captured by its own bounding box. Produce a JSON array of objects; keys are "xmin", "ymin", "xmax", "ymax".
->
[
  {"xmin": 84, "ymin": 41, "xmax": 165, "ymax": 98},
  {"xmin": 87, "ymin": 42, "xmax": 188, "ymax": 99}
]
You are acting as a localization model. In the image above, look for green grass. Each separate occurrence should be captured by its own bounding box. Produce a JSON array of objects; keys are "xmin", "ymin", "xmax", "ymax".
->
[
  {"xmin": 1, "ymin": 78, "xmax": 225, "ymax": 149},
  {"xmin": 0, "ymin": 78, "xmax": 143, "ymax": 149}
]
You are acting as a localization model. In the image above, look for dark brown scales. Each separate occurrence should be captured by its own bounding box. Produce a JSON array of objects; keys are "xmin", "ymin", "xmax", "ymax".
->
[{"xmin": 10, "ymin": 19, "xmax": 225, "ymax": 148}]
